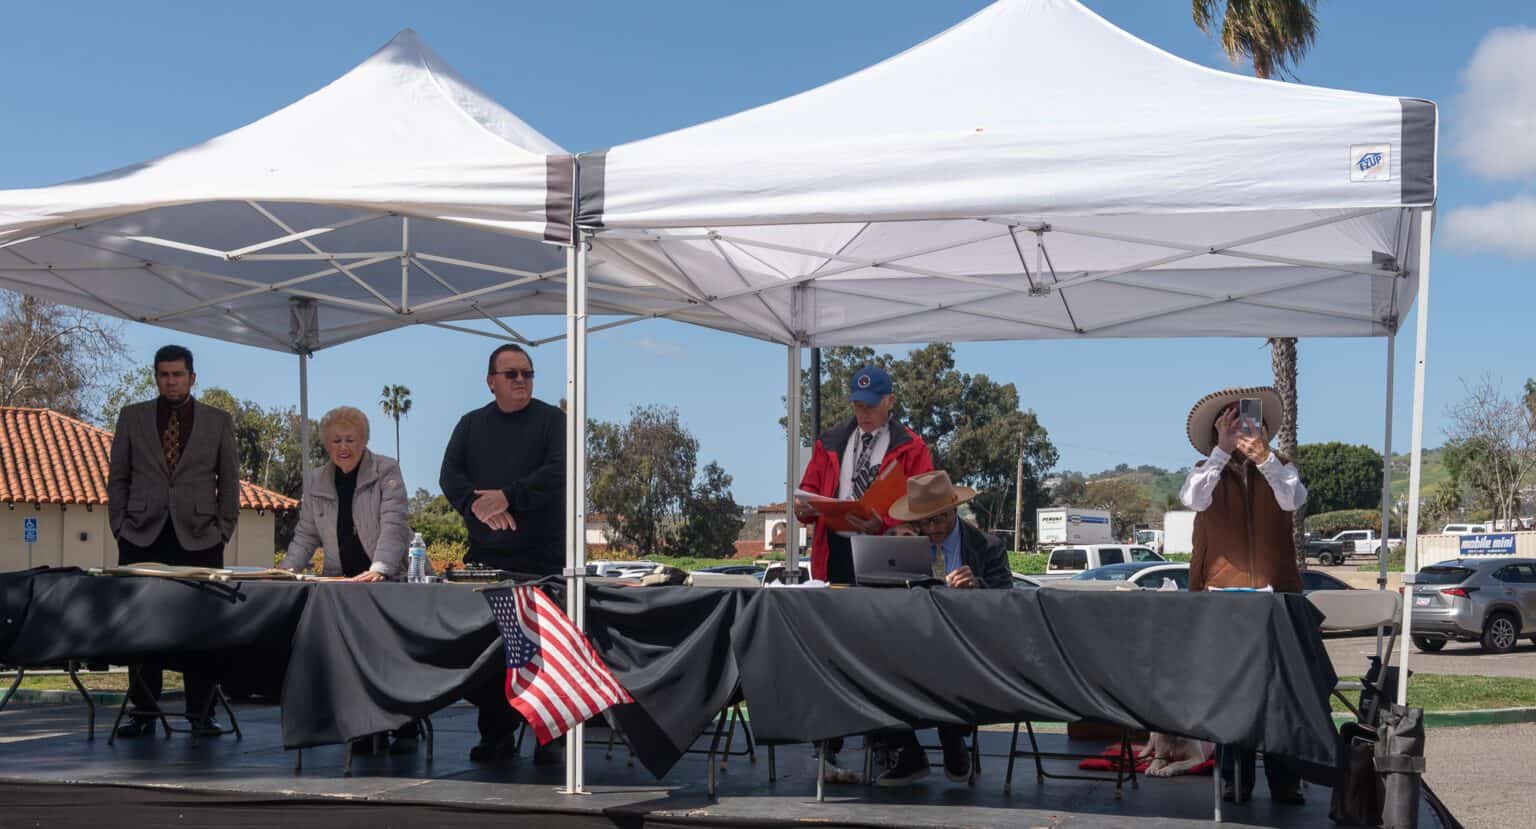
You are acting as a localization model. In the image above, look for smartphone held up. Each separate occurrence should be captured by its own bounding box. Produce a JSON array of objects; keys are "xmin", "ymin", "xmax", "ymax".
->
[{"xmin": 1238, "ymin": 397, "xmax": 1262, "ymax": 437}]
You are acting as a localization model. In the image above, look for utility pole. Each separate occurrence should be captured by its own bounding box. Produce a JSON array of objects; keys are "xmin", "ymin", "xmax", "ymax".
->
[{"xmin": 1013, "ymin": 433, "xmax": 1025, "ymax": 552}]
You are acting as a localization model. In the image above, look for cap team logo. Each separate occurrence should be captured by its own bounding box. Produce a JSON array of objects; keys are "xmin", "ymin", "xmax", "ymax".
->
[
  {"xmin": 1350, "ymin": 144, "xmax": 1391, "ymax": 182},
  {"xmin": 857, "ymin": 374, "xmax": 872, "ymax": 389}
]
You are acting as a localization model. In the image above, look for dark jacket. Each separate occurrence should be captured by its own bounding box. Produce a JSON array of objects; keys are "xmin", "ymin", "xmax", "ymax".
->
[
  {"xmin": 958, "ymin": 520, "xmax": 1013, "ymax": 589},
  {"xmin": 797, "ymin": 417, "xmax": 934, "ymax": 581},
  {"xmin": 107, "ymin": 397, "xmax": 240, "ymax": 552}
]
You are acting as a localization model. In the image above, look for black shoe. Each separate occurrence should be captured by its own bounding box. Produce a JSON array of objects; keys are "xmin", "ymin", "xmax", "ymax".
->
[
  {"xmin": 1221, "ymin": 782, "xmax": 1254, "ymax": 803},
  {"xmin": 468, "ymin": 733, "xmax": 517, "ymax": 764},
  {"xmin": 940, "ymin": 732, "xmax": 971, "ymax": 782},
  {"xmin": 114, "ymin": 717, "xmax": 156, "ymax": 739},
  {"xmin": 388, "ymin": 721, "xmax": 422, "ymax": 754},
  {"xmin": 1270, "ymin": 783, "xmax": 1305, "ymax": 804},
  {"xmin": 533, "ymin": 736, "xmax": 564, "ymax": 766},
  {"xmin": 875, "ymin": 747, "xmax": 930, "ymax": 788},
  {"xmin": 187, "ymin": 716, "xmax": 225, "ymax": 737}
]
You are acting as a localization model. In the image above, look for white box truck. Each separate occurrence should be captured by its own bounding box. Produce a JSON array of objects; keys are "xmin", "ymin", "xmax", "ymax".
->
[
  {"xmin": 1035, "ymin": 507, "xmax": 1114, "ymax": 547},
  {"xmin": 1163, "ymin": 510, "xmax": 1196, "ymax": 557}
]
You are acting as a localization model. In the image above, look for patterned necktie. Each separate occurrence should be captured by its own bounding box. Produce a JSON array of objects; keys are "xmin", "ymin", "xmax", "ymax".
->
[
  {"xmin": 162, "ymin": 407, "xmax": 181, "ymax": 471},
  {"xmin": 851, "ymin": 432, "xmax": 878, "ymax": 498}
]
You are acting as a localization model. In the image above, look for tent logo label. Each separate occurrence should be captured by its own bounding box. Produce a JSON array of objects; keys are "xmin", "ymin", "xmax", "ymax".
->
[{"xmin": 1350, "ymin": 144, "xmax": 1392, "ymax": 182}]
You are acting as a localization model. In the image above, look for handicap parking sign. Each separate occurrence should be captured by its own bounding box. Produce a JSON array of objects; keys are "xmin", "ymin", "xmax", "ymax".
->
[{"xmin": 23, "ymin": 517, "xmax": 38, "ymax": 544}]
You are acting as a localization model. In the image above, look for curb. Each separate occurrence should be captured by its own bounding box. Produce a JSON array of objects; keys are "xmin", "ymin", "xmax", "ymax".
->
[{"xmin": 1332, "ymin": 707, "xmax": 1536, "ymax": 729}]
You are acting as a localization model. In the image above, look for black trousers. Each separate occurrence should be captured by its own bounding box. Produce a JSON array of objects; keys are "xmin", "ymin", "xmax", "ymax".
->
[
  {"xmin": 117, "ymin": 522, "xmax": 225, "ymax": 720},
  {"xmin": 1220, "ymin": 745, "xmax": 1300, "ymax": 796},
  {"xmin": 823, "ymin": 533, "xmax": 855, "ymax": 585},
  {"xmin": 884, "ymin": 726, "xmax": 969, "ymax": 765}
]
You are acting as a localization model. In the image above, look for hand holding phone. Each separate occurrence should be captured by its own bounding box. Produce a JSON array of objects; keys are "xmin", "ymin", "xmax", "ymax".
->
[{"xmin": 1238, "ymin": 397, "xmax": 1262, "ymax": 437}]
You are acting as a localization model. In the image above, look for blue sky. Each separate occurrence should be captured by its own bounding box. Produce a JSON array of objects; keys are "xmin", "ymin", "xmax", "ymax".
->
[{"xmin": 4, "ymin": 1, "xmax": 1534, "ymax": 506}]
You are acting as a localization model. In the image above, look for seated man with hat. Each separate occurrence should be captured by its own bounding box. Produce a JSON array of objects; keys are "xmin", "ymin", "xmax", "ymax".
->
[
  {"xmin": 873, "ymin": 470, "xmax": 1012, "ymax": 787},
  {"xmin": 1179, "ymin": 385, "xmax": 1308, "ymax": 805}
]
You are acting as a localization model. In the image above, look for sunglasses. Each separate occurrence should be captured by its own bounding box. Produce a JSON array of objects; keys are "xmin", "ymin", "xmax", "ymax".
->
[{"xmin": 491, "ymin": 369, "xmax": 535, "ymax": 381}]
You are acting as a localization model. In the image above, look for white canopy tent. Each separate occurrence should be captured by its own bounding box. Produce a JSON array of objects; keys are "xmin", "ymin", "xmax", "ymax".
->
[{"xmin": 575, "ymin": 0, "xmax": 1438, "ymax": 758}]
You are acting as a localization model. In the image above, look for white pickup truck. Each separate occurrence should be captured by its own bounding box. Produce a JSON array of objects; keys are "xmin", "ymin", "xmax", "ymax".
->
[
  {"xmin": 1312, "ymin": 529, "xmax": 1402, "ymax": 565},
  {"xmin": 1039, "ymin": 544, "xmax": 1165, "ymax": 579}
]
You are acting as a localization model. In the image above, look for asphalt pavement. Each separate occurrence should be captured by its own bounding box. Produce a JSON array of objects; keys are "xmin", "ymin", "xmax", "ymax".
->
[
  {"xmin": 1325, "ymin": 633, "xmax": 1536, "ymax": 679},
  {"xmin": 1425, "ymin": 723, "xmax": 1536, "ymax": 828}
]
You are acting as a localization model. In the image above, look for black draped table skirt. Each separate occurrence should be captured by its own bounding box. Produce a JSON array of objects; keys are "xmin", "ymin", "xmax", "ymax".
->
[{"xmin": 0, "ymin": 570, "xmax": 1338, "ymax": 780}]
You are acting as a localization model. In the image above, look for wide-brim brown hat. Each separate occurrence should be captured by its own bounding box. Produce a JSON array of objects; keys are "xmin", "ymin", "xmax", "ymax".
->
[
  {"xmin": 889, "ymin": 470, "xmax": 978, "ymax": 523},
  {"xmin": 1186, "ymin": 386, "xmax": 1283, "ymax": 455}
]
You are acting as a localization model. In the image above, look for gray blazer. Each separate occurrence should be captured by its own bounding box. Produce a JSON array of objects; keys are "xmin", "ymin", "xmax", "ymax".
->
[
  {"xmin": 280, "ymin": 451, "xmax": 411, "ymax": 578},
  {"xmin": 107, "ymin": 398, "xmax": 240, "ymax": 551}
]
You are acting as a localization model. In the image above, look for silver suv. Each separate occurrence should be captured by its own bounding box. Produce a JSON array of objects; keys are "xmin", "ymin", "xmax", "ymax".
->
[{"xmin": 1409, "ymin": 558, "xmax": 1536, "ymax": 653}]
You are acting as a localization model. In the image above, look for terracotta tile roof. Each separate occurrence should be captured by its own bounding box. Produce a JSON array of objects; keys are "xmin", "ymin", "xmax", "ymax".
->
[{"xmin": 0, "ymin": 406, "xmax": 298, "ymax": 511}]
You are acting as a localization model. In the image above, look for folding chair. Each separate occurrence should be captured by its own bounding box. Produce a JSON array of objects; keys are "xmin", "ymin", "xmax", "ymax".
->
[
  {"xmin": 293, "ymin": 715, "xmax": 434, "ymax": 774},
  {"xmin": 1000, "ymin": 721, "xmax": 1139, "ymax": 798},
  {"xmin": 0, "ymin": 661, "xmax": 99, "ymax": 739},
  {"xmin": 697, "ymin": 703, "xmax": 756, "ymax": 796},
  {"xmin": 107, "ymin": 663, "xmax": 242, "ymax": 745}
]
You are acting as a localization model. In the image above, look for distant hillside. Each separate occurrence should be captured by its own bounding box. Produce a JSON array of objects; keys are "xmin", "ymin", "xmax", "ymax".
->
[{"xmin": 1069, "ymin": 445, "xmax": 1448, "ymax": 523}]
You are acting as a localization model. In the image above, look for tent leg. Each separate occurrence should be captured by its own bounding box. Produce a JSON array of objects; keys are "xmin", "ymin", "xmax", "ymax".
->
[
  {"xmin": 1376, "ymin": 331, "xmax": 1396, "ymax": 664},
  {"xmin": 1398, "ymin": 208, "xmax": 1434, "ymax": 708},
  {"xmin": 562, "ymin": 234, "xmax": 591, "ymax": 795},
  {"xmin": 298, "ymin": 352, "xmax": 311, "ymax": 493},
  {"xmin": 785, "ymin": 344, "xmax": 802, "ymax": 582}
]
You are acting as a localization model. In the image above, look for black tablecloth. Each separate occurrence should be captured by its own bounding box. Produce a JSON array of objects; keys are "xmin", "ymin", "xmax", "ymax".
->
[
  {"xmin": 0, "ymin": 570, "xmax": 1339, "ymax": 780},
  {"xmin": 732, "ymin": 587, "xmax": 1339, "ymax": 770},
  {"xmin": 281, "ymin": 582, "xmax": 504, "ymax": 749},
  {"xmin": 0, "ymin": 569, "xmax": 310, "ymax": 667}
]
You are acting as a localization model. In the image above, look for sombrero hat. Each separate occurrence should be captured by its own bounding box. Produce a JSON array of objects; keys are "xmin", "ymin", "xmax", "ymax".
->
[
  {"xmin": 888, "ymin": 471, "xmax": 978, "ymax": 523},
  {"xmin": 1186, "ymin": 386, "xmax": 1283, "ymax": 455}
]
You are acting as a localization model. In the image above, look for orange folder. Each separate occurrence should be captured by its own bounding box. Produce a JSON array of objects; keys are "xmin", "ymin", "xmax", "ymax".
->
[{"xmin": 799, "ymin": 463, "xmax": 909, "ymax": 533}]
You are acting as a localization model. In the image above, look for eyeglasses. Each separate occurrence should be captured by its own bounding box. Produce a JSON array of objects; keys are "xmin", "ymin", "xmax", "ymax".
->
[
  {"xmin": 491, "ymin": 369, "xmax": 535, "ymax": 381},
  {"xmin": 911, "ymin": 512, "xmax": 952, "ymax": 530}
]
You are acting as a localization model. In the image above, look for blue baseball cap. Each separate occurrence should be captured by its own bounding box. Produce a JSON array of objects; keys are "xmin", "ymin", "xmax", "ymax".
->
[{"xmin": 848, "ymin": 366, "xmax": 893, "ymax": 405}]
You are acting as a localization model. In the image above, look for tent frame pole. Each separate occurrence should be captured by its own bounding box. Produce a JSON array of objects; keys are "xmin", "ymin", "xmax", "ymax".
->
[
  {"xmin": 1397, "ymin": 208, "xmax": 1434, "ymax": 708},
  {"xmin": 1375, "ymin": 330, "xmax": 1396, "ymax": 667},
  {"xmin": 298, "ymin": 352, "xmax": 311, "ymax": 493},
  {"xmin": 785, "ymin": 344, "xmax": 802, "ymax": 582},
  {"xmin": 562, "ymin": 216, "xmax": 592, "ymax": 794}
]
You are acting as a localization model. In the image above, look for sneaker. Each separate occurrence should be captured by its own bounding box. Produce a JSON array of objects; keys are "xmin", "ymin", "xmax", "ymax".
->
[
  {"xmin": 818, "ymin": 750, "xmax": 860, "ymax": 785},
  {"xmin": 187, "ymin": 716, "xmax": 225, "ymax": 738},
  {"xmin": 875, "ymin": 748, "xmax": 930, "ymax": 788},
  {"xmin": 114, "ymin": 717, "xmax": 156, "ymax": 739},
  {"xmin": 939, "ymin": 731, "xmax": 971, "ymax": 782}
]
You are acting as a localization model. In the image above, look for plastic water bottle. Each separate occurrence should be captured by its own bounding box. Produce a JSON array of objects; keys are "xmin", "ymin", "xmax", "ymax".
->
[{"xmin": 407, "ymin": 533, "xmax": 427, "ymax": 583}]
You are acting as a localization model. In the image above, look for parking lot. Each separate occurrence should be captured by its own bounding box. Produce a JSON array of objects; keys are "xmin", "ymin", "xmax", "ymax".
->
[{"xmin": 1326, "ymin": 633, "xmax": 1536, "ymax": 679}]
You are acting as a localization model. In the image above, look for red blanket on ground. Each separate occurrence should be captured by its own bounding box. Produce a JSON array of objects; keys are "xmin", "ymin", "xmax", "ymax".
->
[{"xmin": 1078, "ymin": 743, "xmax": 1215, "ymax": 776}]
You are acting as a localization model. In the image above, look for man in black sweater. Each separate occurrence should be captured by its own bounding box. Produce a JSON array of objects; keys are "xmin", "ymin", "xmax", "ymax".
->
[{"xmin": 440, "ymin": 343, "xmax": 566, "ymax": 763}]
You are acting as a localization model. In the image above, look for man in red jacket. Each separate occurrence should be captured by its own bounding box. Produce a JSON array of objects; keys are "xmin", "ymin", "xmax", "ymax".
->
[{"xmin": 795, "ymin": 366, "xmax": 934, "ymax": 584}]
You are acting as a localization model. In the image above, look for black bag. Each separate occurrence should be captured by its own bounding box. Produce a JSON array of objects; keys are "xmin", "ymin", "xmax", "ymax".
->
[{"xmin": 1329, "ymin": 722, "xmax": 1384, "ymax": 826}]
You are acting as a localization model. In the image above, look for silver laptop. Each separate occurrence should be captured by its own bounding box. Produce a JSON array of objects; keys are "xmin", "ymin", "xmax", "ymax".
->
[{"xmin": 851, "ymin": 535, "xmax": 940, "ymax": 587}]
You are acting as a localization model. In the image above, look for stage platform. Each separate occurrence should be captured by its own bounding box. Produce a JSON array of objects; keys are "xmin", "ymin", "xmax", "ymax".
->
[{"xmin": 0, "ymin": 701, "xmax": 1450, "ymax": 828}]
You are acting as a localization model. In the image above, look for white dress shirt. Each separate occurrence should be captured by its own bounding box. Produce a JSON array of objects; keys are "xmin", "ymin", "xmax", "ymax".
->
[
  {"xmin": 836, "ymin": 423, "xmax": 891, "ymax": 501},
  {"xmin": 1179, "ymin": 447, "xmax": 1308, "ymax": 513}
]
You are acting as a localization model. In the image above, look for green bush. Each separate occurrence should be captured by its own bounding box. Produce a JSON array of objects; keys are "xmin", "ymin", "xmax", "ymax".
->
[
  {"xmin": 1008, "ymin": 552, "xmax": 1048, "ymax": 574},
  {"xmin": 427, "ymin": 540, "xmax": 468, "ymax": 572},
  {"xmin": 1164, "ymin": 553, "xmax": 1192, "ymax": 562},
  {"xmin": 1305, "ymin": 509, "xmax": 1399, "ymax": 537}
]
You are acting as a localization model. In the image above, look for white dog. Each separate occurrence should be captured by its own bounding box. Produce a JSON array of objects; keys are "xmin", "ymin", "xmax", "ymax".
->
[{"xmin": 1138, "ymin": 732, "xmax": 1214, "ymax": 777}]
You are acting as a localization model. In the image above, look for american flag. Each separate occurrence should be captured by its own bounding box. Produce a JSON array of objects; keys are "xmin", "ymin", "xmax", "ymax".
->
[{"xmin": 482, "ymin": 584, "xmax": 632, "ymax": 745}]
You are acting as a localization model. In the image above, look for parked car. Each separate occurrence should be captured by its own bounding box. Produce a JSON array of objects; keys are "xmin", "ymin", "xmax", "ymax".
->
[
  {"xmin": 1043, "ymin": 544, "xmax": 1165, "ymax": 577},
  {"xmin": 693, "ymin": 564, "xmax": 765, "ymax": 576},
  {"xmin": 1409, "ymin": 558, "xmax": 1536, "ymax": 653},
  {"xmin": 1012, "ymin": 572, "xmax": 1045, "ymax": 589},
  {"xmin": 757, "ymin": 561, "xmax": 812, "ymax": 584},
  {"xmin": 1304, "ymin": 533, "xmax": 1348, "ymax": 566},
  {"xmin": 586, "ymin": 560, "xmax": 663, "ymax": 578},
  {"xmin": 1440, "ymin": 524, "xmax": 1489, "ymax": 535},
  {"xmin": 1328, "ymin": 529, "xmax": 1402, "ymax": 557},
  {"xmin": 1067, "ymin": 561, "xmax": 1189, "ymax": 589},
  {"xmin": 1299, "ymin": 570, "xmax": 1354, "ymax": 592}
]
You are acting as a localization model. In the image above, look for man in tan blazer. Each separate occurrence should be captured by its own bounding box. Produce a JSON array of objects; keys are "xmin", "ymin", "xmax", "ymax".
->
[{"xmin": 106, "ymin": 344, "xmax": 240, "ymax": 738}]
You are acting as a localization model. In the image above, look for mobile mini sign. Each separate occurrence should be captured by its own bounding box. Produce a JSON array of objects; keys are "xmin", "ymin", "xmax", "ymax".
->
[{"xmin": 1458, "ymin": 533, "xmax": 1516, "ymax": 556}]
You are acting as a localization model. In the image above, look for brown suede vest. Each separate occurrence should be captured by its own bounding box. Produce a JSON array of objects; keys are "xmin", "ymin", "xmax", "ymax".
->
[{"xmin": 1190, "ymin": 458, "xmax": 1303, "ymax": 593}]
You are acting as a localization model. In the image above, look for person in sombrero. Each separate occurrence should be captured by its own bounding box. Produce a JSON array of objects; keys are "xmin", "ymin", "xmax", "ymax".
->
[
  {"xmin": 1177, "ymin": 386, "xmax": 1308, "ymax": 805},
  {"xmin": 869, "ymin": 470, "xmax": 1012, "ymax": 788}
]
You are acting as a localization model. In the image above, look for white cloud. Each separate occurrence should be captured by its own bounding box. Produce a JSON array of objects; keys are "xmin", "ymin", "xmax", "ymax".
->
[
  {"xmin": 633, "ymin": 336, "xmax": 686, "ymax": 359},
  {"xmin": 1454, "ymin": 26, "xmax": 1536, "ymax": 180},
  {"xmin": 1441, "ymin": 196, "xmax": 1536, "ymax": 258}
]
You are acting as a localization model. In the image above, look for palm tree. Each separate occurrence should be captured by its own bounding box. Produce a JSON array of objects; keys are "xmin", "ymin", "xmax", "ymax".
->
[
  {"xmin": 380, "ymin": 384, "xmax": 412, "ymax": 458},
  {"xmin": 1192, "ymin": 0, "xmax": 1319, "ymax": 561}
]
